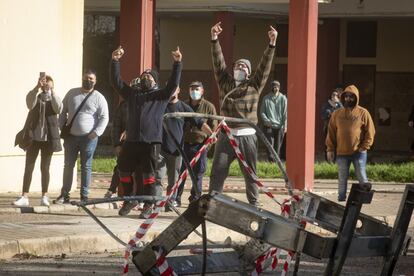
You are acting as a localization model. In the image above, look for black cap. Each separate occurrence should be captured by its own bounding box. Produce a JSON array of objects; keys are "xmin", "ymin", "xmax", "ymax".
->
[
  {"xmin": 141, "ymin": 69, "xmax": 159, "ymax": 84},
  {"xmin": 189, "ymin": 81, "xmax": 203, "ymax": 88}
]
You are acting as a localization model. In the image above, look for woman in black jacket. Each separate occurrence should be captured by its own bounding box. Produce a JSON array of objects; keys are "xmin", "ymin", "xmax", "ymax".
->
[{"xmin": 13, "ymin": 74, "xmax": 62, "ymax": 207}]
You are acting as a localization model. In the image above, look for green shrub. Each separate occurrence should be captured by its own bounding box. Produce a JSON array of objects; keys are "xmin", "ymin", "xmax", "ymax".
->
[{"xmin": 89, "ymin": 157, "xmax": 414, "ymax": 183}]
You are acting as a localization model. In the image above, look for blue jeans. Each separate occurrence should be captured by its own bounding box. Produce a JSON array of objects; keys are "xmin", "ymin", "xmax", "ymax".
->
[
  {"xmin": 62, "ymin": 135, "xmax": 98, "ymax": 198},
  {"xmin": 336, "ymin": 151, "xmax": 368, "ymax": 201}
]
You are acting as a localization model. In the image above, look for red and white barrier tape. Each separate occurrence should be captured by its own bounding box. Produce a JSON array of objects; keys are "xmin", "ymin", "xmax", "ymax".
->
[
  {"xmin": 154, "ymin": 247, "xmax": 177, "ymax": 276},
  {"xmin": 251, "ymin": 247, "xmax": 280, "ymax": 276},
  {"xmin": 121, "ymin": 121, "xmax": 224, "ymax": 274},
  {"xmin": 220, "ymin": 122, "xmax": 281, "ymax": 206}
]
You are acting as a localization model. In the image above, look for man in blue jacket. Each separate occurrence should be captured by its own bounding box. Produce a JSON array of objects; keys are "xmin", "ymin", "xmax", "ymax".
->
[{"xmin": 110, "ymin": 46, "xmax": 182, "ymax": 218}]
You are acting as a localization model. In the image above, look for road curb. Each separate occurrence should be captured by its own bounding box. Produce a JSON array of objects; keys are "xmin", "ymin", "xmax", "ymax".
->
[
  {"xmin": 0, "ymin": 222, "xmax": 248, "ymax": 259},
  {"xmin": 0, "ymin": 214, "xmax": 410, "ymax": 260}
]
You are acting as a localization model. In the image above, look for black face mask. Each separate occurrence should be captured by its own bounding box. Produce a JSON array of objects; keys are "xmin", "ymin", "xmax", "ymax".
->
[
  {"xmin": 140, "ymin": 78, "xmax": 153, "ymax": 91},
  {"xmin": 82, "ymin": 79, "xmax": 94, "ymax": 90},
  {"xmin": 343, "ymin": 100, "xmax": 356, "ymax": 108}
]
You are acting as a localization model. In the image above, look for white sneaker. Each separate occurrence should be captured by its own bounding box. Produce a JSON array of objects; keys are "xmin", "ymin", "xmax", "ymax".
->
[
  {"xmin": 40, "ymin": 196, "xmax": 50, "ymax": 207},
  {"xmin": 13, "ymin": 196, "xmax": 29, "ymax": 207}
]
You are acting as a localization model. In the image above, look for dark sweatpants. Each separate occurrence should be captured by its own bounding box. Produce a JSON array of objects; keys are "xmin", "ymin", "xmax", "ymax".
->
[{"xmin": 117, "ymin": 141, "xmax": 160, "ymax": 197}]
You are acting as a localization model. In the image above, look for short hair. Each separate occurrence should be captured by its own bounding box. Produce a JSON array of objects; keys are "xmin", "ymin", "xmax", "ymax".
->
[
  {"xmin": 83, "ymin": 69, "xmax": 97, "ymax": 77},
  {"xmin": 271, "ymin": 80, "xmax": 280, "ymax": 88}
]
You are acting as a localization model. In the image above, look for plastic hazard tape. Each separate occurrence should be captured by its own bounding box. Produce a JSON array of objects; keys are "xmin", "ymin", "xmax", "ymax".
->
[
  {"xmin": 154, "ymin": 247, "xmax": 177, "ymax": 276},
  {"xmin": 121, "ymin": 121, "xmax": 224, "ymax": 274},
  {"xmin": 221, "ymin": 122, "xmax": 281, "ymax": 206}
]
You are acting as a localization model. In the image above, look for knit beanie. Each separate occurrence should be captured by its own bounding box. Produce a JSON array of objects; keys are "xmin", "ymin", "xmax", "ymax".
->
[
  {"xmin": 141, "ymin": 69, "xmax": 159, "ymax": 84},
  {"xmin": 234, "ymin": 58, "xmax": 252, "ymax": 74}
]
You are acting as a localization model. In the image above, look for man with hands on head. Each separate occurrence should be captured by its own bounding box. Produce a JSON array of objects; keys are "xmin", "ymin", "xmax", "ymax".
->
[
  {"xmin": 110, "ymin": 45, "xmax": 183, "ymax": 218},
  {"xmin": 209, "ymin": 22, "xmax": 277, "ymax": 207}
]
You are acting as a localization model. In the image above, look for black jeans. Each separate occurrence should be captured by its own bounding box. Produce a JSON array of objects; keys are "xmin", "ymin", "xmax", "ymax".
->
[
  {"xmin": 22, "ymin": 141, "xmax": 53, "ymax": 193},
  {"xmin": 264, "ymin": 127, "xmax": 285, "ymax": 161}
]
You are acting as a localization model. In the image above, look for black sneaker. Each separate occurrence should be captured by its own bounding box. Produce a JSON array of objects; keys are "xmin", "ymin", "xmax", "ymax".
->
[
  {"xmin": 80, "ymin": 196, "xmax": 88, "ymax": 203},
  {"xmin": 53, "ymin": 195, "xmax": 70, "ymax": 204},
  {"xmin": 118, "ymin": 201, "xmax": 138, "ymax": 216},
  {"xmin": 139, "ymin": 203, "xmax": 153, "ymax": 219}
]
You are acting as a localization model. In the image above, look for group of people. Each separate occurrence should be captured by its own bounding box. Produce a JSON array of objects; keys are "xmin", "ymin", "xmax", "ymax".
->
[
  {"xmin": 13, "ymin": 22, "xmax": 280, "ymax": 217},
  {"xmin": 14, "ymin": 70, "xmax": 109, "ymax": 206},
  {"xmin": 16, "ymin": 20, "xmax": 401, "ymax": 210}
]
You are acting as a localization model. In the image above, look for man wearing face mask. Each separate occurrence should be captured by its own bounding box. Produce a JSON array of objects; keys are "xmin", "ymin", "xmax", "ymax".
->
[
  {"xmin": 326, "ymin": 85, "xmax": 375, "ymax": 202},
  {"xmin": 260, "ymin": 80, "xmax": 287, "ymax": 161},
  {"xmin": 54, "ymin": 69, "xmax": 109, "ymax": 204},
  {"xmin": 209, "ymin": 22, "xmax": 277, "ymax": 207},
  {"xmin": 174, "ymin": 81, "xmax": 217, "ymax": 206},
  {"xmin": 110, "ymin": 46, "xmax": 183, "ymax": 218},
  {"xmin": 155, "ymin": 86, "xmax": 212, "ymax": 212}
]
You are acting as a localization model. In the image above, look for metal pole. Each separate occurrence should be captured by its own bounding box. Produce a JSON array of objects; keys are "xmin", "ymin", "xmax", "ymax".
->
[
  {"xmin": 380, "ymin": 185, "xmax": 414, "ymax": 276},
  {"xmin": 324, "ymin": 183, "xmax": 373, "ymax": 276}
]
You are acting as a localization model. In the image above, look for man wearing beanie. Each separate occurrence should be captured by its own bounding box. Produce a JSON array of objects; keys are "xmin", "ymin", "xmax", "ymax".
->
[
  {"xmin": 110, "ymin": 46, "xmax": 182, "ymax": 218},
  {"xmin": 209, "ymin": 22, "xmax": 277, "ymax": 207},
  {"xmin": 326, "ymin": 84, "xmax": 376, "ymax": 202}
]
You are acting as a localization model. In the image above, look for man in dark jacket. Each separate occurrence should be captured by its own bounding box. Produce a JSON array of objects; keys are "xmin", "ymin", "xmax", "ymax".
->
[
  {"xmin": 110, "ymin": 46, "xmax": 182, "ymax": 218},
  {"xmin": 209, "ymin": 22, "xmax": 277, "ymax": 207},
  {"xmin": 155, "ymin": 86, "xmax": 212, "ymax": 212},
  {"xmin": 176, "ymin": 81, "xmax": 217, "ymax": 205}
]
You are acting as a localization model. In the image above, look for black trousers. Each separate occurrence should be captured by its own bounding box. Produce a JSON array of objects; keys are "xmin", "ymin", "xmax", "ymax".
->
[
  {"xmin": 117, "ymin": 142, "xmax": 160, "ymax": 196},
  {"xmin": 22, "ymin": 141, "xmax": 53, "ymax": 193}
]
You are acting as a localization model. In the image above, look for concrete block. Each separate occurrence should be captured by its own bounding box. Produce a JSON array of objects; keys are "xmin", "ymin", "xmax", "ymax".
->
[
  {"xmin": 93, "ymin": 203, "xmax": 111, "ymax": 210},
  {"xmin": 0, "ymin": 240, "xmax": 19, "ymax": 259},
  {"xmin": 68, "ymin": 233, "xmax": 124, "ymax": 253},
  {"xmin": 49, "ymin": 205, "xmax": 65, "ymax": 212},
  {"xmin": 0, "ymin": 208, "xmax": 21, "ymax": 214},
  {"xmin": 18, "ymin": 236, "xmax": 70, "ymax": 256},
  {"xmin": 33, "ymin": 206, "xmax": 49, "ymax": 213},
  {"xmin": 19, "ymin": 207, "xmax": 34, "ymax": 213},
  {"xmin": 63, "ymin": 205, "xmax": 80, "ymax": 212}
]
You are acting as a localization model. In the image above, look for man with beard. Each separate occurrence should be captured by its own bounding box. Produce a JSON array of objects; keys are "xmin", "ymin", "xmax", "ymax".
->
[
  {"xmin": 110, "ymin": 46, "xmax": 182, "ymax": 218},
  {"xmin": 208, "ymin": 22, "xmax": 277, "ymax": 207},
  {"xmin": 326, "ymin": 85, "xmax": 376, "ymax": 202},
  {"xmin": 54, "ymin": 69, "xmax": 109, "ymax": 204}
]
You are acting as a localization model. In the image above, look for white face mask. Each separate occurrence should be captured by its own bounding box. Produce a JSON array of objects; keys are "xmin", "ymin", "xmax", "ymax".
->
[
  {"xmin": 190, "ymin": 89, "xmax": 202, "ymax": 100},
  {"xmin": 233, "ymin": 69, "xmax": 247, "ymax": 81}
]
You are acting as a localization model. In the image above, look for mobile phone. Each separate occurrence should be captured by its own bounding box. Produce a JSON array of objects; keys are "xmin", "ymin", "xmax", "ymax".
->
[{"xmin": 39, "ymin": 72, "xmax": 46, "ymax": 78}]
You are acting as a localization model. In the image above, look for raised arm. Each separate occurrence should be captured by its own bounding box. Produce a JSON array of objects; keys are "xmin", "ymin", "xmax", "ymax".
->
[
  {"xmin": 250, "ymin": 26, "xmax": 277, "ymax": 92},
  {"xmin": 110, "ymin": 46, "xmax": 134, "ymax": 100},
  {"xmin": 26, "ymin": 77, "xmax": 44, "ymax": 109},
  {"xmin": 163, "ymin": 47, "xmax": 183, "ymax": 99},
  {"xmin": 211, "ymin": 22, "xmax": 233, "ymax": 96}
]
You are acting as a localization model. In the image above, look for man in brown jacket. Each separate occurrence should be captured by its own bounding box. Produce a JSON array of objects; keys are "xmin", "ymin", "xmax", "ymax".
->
[
  {"xmin": 326, "ymin": 85, "xmax": 376, "ymax": 201},
  {"xmin": 209, "ymin": 22, "xmax": 277, "ymax": 206}
]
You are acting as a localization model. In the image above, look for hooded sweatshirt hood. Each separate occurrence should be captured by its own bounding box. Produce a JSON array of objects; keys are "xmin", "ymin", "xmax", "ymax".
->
[{"xmin": 340, "ymin": 85, "xmax": 359, "ymax": 107}]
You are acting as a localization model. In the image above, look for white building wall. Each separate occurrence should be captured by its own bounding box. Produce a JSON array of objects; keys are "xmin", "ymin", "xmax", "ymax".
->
[{"xmin": 0, "ymin": 0, "xmax": 84, "ymax": 192}]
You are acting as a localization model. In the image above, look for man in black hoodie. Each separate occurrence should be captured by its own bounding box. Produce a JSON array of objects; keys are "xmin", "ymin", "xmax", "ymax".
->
[{"xmin": 110, "ymin": 46, "xmax": 182, "ymax": 218}]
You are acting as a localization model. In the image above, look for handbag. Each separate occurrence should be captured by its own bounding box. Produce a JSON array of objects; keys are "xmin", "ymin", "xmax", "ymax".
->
[
  {"xmin": 14, "ymin": 110, "xmax": 34, "ymax": 150},
  {"xmin": 60, "ymin": 92, "xmax": 94, "ymax": 139}
]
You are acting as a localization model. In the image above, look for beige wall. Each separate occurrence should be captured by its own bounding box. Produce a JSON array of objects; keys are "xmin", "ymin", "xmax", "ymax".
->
[
  {"xmin": 339, "ymin": 19, "xmax": 414, "ymax": 71},
  {"xmin": 159, "ymin": 16, "xmax": 278, "ymax": 70},
  {"xmin": 0, "ymin": 0, "xmax": 84, "ymax": 192},
  {"xmin": 339, "ymin": 19, "xmax": 414, "ymax": 152}
]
